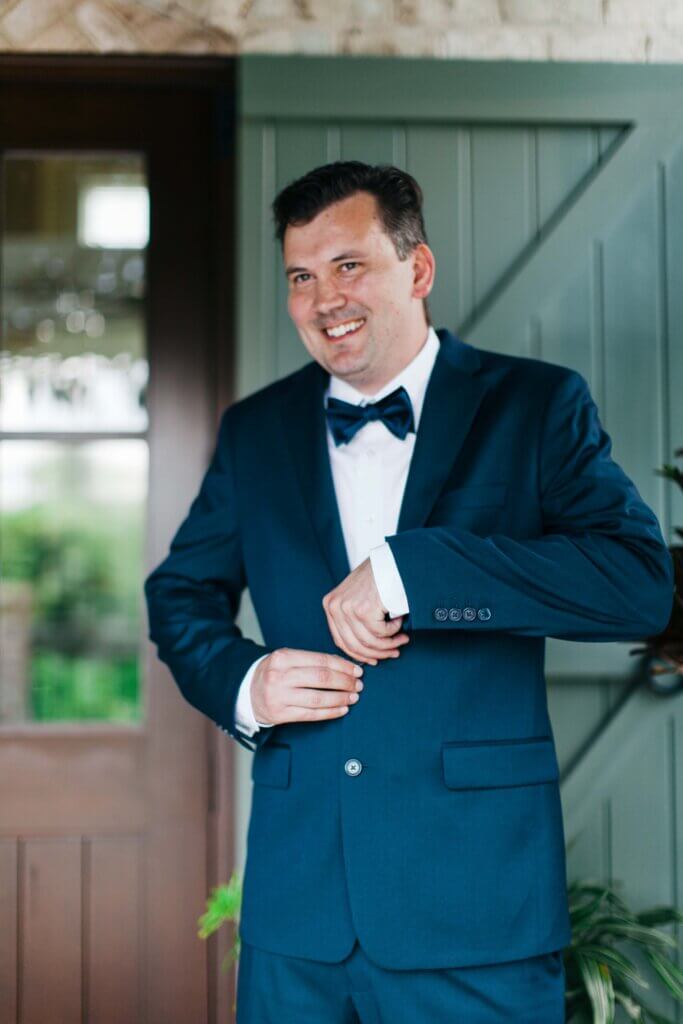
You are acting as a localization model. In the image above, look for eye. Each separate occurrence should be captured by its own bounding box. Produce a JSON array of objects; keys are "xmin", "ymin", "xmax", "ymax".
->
[
  {"xmin": 292, "ymin": 272, "xmax": 310, "ymax": 284},
  {"xmin": 340, "ymin": 262, "xmax": 359, "ymax": 271}
]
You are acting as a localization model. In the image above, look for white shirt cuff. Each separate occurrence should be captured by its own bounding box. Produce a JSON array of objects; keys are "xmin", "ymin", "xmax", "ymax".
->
[
  {"xmin": 369, "ymin": 542, "xmax": 410, "ymax": 618},
  {"xmin": 234, "ymin": 653, "xmax": 274, "ymax": 735}
]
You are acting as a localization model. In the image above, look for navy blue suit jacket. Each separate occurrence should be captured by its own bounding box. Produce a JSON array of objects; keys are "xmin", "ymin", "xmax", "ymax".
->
[{"xmin": 144, "ymin": 328, "xmax": 674, "ymax": 969}]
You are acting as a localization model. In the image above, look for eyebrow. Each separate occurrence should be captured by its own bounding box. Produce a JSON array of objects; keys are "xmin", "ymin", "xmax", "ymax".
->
[{"xmin": 284, "ymin": 250, "xmax": 366, "ymax": 277}]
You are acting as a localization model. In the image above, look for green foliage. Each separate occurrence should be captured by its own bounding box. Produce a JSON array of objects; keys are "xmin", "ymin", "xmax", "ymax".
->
[
  {"xmin": 1, "ymin": 498, "xmax": 143, "ymax": 721},
  {"xmin": 31, "ymin": 652, "xmax": 140, "ymax": 721},
  {"xmin": 197, "ymin": 873, "xmax": 683, "ymax": 1021},
  {"xmin": 1, "ymin": 502, "xmax": 143, "ymax": 625},
  {"xmin": 565, "ymin": 879, "xmax": 683, "ymax": 1023},
  {"xmin": 197, "ymin": 871, "xmax": 243, "ymax": 972}
]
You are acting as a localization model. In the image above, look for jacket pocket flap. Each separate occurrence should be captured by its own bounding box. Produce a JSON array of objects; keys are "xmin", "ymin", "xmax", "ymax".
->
[
  {"xmin": 435, "ymin": 482, "xmax": 508, "ymax": 510},
  {"xmin": 252, "ymin": 742, "xmax": 291, "ymax": 788},
  {"xmin": 442, "ymin": 737, "xmax": 558, "ymax": 790}
]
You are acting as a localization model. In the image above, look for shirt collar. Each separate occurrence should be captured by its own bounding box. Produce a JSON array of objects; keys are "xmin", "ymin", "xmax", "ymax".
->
[{"xmin": 324, "ymin": 325, "xmax": 440, "ymax": 431}]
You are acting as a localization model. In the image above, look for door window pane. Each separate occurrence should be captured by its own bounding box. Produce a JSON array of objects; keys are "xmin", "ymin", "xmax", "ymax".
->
[
  {"xmin": 0, "ymin": 440, "xmax": 147, "ymax": 723},
  {"xmin": 1, "ymin": 153, "xmax": 148, "ymax": 433},
  {"xmin": 0, "ymin": 153, "xmax": 149, "ymax": 725}
]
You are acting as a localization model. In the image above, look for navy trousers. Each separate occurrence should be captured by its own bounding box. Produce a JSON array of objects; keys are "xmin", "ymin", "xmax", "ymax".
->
[{"xmin": 236, "ymin": 938, "xmax": 566, "ymax": 1023}]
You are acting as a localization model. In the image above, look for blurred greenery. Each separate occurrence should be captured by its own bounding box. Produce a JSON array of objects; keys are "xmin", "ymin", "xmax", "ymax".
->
[
  {"xmin": 1, "ymin": 488, "xmax": 144, "ymax": 722},
  {"xmin": 31, "ymin": 652, "xmax": 140, "ymax": 722}
]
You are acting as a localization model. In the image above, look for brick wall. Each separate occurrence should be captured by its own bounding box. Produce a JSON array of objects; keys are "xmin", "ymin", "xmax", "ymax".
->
[{"xmin": 0, "ymin": 0, "xmax": 681, "ymax": 64}]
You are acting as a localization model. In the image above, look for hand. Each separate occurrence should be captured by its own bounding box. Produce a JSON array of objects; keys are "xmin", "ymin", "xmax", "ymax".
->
[
  {"xmin": 322, "ymin": 557, "xmax": 410, "ymax": 665},
  {"xmin": 251, "ymin": 647, "xmax": 364, "ymax": 725}
]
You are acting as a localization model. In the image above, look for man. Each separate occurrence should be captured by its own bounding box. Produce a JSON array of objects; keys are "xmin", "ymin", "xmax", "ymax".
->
[{"xmin": 144, "ymin": 161, "xmax": 674, "ymax": 1022}]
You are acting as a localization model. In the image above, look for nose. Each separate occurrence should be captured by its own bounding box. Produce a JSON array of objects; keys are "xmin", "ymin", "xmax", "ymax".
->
[{"xmin": 314, "ymin": 276, "xmax": 346, "ymax": 315}]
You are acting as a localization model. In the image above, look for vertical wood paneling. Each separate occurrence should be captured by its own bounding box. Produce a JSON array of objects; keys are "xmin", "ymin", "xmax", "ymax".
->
[
  {"xmin": 603, "ymin": 179, "xmax": 660, "ymax": 509},
  {"xmin": 665, "ymin": 140, "xmax": 683, "ymax": 547},
  {"xmin": 547, "ymin": 679, "xmax": 606, "ymax": 772},
  {"xmin": 273, "ymin": 122, "xmax": 329, "ymax": 379},
  {"xmin": 406, "ymin": 125, "xmax": 471, "ymax": 331},
  {"xmin": 563, "ymin": 803, "xmax": 610, "ymax": 883},
  {"xmin": 87, "ymin": 837, "xmax": 141, "ymax": 1024},
  {"xmin": 537, "ymin": 265, "xmax": 593, "ymax": 393},
  {"xmin": 20, "ymin": 838, "xmax": 81, "ymax": 1024},
  {"xmin": 340, "ymin": 123, "xmax": 402, "ymax": 168},
  {"xmin": 610, "ymin": 717, "xmax": 679, "ymax": 1021},
  {"xmin": 536, "ymin": 128, "xmax": 595, "ymax": 228},
  {"xmin": 471, "ymin": 127, "xmax": 534, "ymax": 316},
  {"xmin": 237, "ymin": 121, "xmax": 278, "ymax": 400},
  {"xmin": 0, "ymin": 839, "xmax": 17, "ymax": 1024}
]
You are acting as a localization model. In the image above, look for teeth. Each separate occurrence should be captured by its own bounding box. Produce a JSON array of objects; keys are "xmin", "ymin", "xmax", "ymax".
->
[{"xmin": 324, "ymin": 318, "xmax": 365, "ymax": 339}]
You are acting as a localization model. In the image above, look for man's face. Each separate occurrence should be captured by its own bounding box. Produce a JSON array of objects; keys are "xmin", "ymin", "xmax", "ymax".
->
[{"xmin": 283, "ymin": 190, "xmax": 434, "ymax": 393}]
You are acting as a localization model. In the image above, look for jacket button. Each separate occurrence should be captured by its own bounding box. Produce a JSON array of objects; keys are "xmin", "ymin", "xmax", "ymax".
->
[
  {"xmin": 478, "ymin": 607, "xmax": 492, "ymax": 621},
  {"xmin": 448, "ymin": 607, "xmax": 462, "ymax": 621},
  {"xmin": 433, "ymin": 607, "xmax": 448, "ymax": 622},
  {"xmin": 463, "ymin": 606, "xmax": 476, "ymax": 621},
  {"xmin": 345, "ymin": 758, "xmax": 363, "ymax": 777}
]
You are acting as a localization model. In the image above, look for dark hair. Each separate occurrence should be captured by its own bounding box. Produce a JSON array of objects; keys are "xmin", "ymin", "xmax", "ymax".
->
[{"xmin": 272, "ymin": 160, "xmax": 431, "ymax": 324}]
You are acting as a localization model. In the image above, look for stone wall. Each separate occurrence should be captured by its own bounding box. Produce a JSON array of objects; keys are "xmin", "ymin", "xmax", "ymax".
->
[{"xmin": 0, "ymin": 0, "xmax": 681, "ymax": 62}]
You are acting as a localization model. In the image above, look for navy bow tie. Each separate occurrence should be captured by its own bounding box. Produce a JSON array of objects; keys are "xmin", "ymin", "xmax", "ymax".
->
[{"xmin": 325, "ymin": 385, "xmax": 415, "ymax": 447}]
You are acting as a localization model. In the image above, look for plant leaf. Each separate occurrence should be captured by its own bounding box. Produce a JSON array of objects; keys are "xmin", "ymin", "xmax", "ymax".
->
[
  {"xmin": 197, "ymin": 871, "xmax": 242, "ymax": 940},
  {"xmin": 614, "ymin": 987, "xmax": 643, "ymax": 1020},
  {"xmin": 644, "ymin": 949, "xmax": 683, "ymax": 1001},
  {"xmin": 636, "ymin": 907, "xmax": 683, "ymax": 928},
  {"xmin": 589, "ymin": 917, "xmax": 676, "ymax": 952},
  {"xmin": 573, "ymin": 944, "xmax": 649, "ymax": 990},
  {"xmin": 576, "ymin": 952, "xmax": 615, "ymax": 1024}
]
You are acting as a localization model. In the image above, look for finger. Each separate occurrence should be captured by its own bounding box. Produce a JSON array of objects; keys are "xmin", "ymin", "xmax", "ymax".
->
[
  {"xmin": 325, "ymin": 602, "xmax": 376, "ymax": 667},
  {"xmin": 333, "ymin": 613, "xmax": 387, "ymax": 664},
  {"xmin": 288, "ymin": 686, "xmax": 360, "ymax": 710},
  {"xmin": 347, "ymin": 612, "xmax": 407, "ymax": 654},
  {"xmin": 325, "ymin": 606, "xmax": 377, "ymax": 665},
  {"xmin": 279, "ymin": 648, "xmax": 362, "ymax": 677},
  {"xmin": 284, "ymin": 665, "xmax": 363, "ymax": 692},
  {"xmin": 376, "ymin": 616, "xmax": 409, "ymax": 638},
  {"xmin": 283, "ymin": 704, "xmax": 351, "ymax": 723}
]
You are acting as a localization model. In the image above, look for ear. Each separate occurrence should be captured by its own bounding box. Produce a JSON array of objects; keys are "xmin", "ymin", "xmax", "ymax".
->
[{"xmin": 412, "ymin": 243, "xmax": 436, "ymax": 301}]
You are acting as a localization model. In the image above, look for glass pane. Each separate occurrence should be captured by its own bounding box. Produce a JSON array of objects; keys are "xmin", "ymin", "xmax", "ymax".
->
[
  {"xmin": 0, "ymin": 153, "xmax": 148, "ymax": 432},
  {"xmin": 0, "ymin": 440, "xmax": 147, "ymax": 723}
]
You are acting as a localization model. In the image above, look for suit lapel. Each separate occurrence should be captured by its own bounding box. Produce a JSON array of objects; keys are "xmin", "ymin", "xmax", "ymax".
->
[
  {"xmin": 278, "ymin": 327, "xmax": 489, "ymax": 586},
  {"xmin": 396, "ymin": 327, "xmax": 488, "ymax": 532},
  {"xmin": 279, "ymin": 359, "xmax": 352, "ymax": 586}
]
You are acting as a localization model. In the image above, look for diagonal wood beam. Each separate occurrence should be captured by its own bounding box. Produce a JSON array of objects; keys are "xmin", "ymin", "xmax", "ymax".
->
[{"xmin": 461, "ymin": 118, "xmax": 682, "ymax": 348}]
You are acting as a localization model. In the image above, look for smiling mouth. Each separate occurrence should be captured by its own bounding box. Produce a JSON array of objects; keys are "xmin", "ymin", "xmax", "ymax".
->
[{"xmin": 321, "ymin": 317, "xmax": 366, "ymax": 341}]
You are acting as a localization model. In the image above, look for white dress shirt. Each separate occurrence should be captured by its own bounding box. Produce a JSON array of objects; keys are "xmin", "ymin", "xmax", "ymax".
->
[{"xmin": 234, "ymin": 325, "xmax": 441, "ymax": 735}]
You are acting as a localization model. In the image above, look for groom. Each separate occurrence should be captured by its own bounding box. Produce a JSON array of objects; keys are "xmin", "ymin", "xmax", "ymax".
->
[{"xmin": 145, "ymin": 161, "xmax": 674, "ymax": 1022}]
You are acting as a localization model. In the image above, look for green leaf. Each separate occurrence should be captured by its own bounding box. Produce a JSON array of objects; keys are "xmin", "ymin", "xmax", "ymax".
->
[
  {"xmin": 571, "ymin": 890, "xmax": 612, "ymax": 929},
  {"xmin": 589, "ymin": 917, "xmax": 676, "ymax": 952},
  {"xmin": 636, "ymin": 907, "xmax": 683, "ymax": 929},
  {"xmin": 197, "ymin": 871, "xmax": 243, "ymax": 940},
  {"xmin": 614, "ymin": 988, "xmax": 643, "ymax": 1020},
  {"xmin": 576, "ymin": 952, "xmax": 615, "ymax": 1024},
  {"xmin": 644, "ymin": 950, "xmax": 683, "ymax": 1001},
  {"xmin": 573, "ymin": 945, "xmax": 649, "ymax": 990}
]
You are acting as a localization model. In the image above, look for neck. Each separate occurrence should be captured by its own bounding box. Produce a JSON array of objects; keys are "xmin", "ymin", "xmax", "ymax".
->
[{"xmin": 352, "ymin": 324, "xmax": 431, "ymax": 396}]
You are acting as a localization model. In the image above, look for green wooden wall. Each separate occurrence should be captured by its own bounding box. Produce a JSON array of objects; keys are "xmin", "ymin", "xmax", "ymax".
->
[{"xmin": 234, "ymin": 55, "xmax": 682, "ymax": 1017}]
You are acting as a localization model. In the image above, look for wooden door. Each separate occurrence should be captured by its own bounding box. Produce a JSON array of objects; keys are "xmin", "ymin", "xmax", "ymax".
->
[
  {"xmin": 236, "ymin": 56, "xmax": 683, "ymax": 1021},
  {"xmin": 0, "ymin": 57, "xmax": 237, "ymax": 1024}
]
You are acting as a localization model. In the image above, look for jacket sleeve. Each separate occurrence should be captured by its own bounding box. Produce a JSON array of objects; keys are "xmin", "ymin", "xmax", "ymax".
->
[
  {"xmin": 386, "ymin": 369, "xmax": 675, "ymax": 641},
  {"xmin": 144, "ymin": 407, "xmax": 275, "ymax": 752}
]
